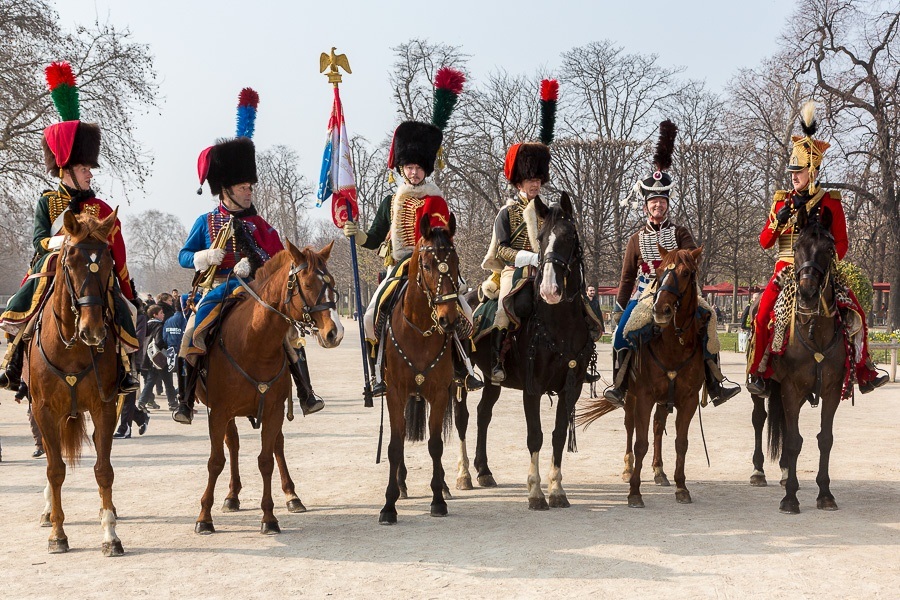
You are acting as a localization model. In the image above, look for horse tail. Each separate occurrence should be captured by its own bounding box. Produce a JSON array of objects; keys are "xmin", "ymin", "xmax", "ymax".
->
[
  {"xmin": 404, "ymin": 397, "xmax": 428, "ymax": 442},
  {"xmin": 442, "ymin": 395, "xmax": 454, "ymax": 442},
  {"xmin": 59, "ymin": 412, "xmax": 89, "ymax": 468},
  {"xmin": 766, "ymin": 384, "xmax": 784, "ymax": 462},
  {"xmin": 575, "ymin": 398, "xmax": 619, "ymax": 428}
]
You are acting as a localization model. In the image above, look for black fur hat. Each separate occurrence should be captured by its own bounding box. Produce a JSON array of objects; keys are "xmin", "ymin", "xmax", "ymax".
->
[
  {"xmin": 388, "ymin": 121, "xmax": 443, "ymax": 176},
  {"xmin": 42, "ymin": 122, "xmax": 100, "ymax": 173},
  {"xmin": 505, "ymin": 142, "xmax": 551, "ymax": 186},
  {"xmin": 205, "ymin": 137, "xmax": 257, "ymax": 196}
]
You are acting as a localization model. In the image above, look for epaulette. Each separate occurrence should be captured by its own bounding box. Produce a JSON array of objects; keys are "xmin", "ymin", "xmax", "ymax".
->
[
  {"xmin": 769, "ymin": 190, "xmax": 789, "ymax": 217},
  {"xmin": 827, "ymin": 189, "xmax": 842, "ymax": 200}
]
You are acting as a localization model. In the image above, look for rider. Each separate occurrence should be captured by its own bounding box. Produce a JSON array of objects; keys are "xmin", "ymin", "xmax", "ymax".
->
[
  {"xmin": 0, "ymin": 61, "xmax": 139, "ymax": 394},
  {"xmin": 173, "ymin": 88, "xmax": 323, "ymax": 424},
  {"xmin": 343, "ymin": 67, "xmax": 480, "ymax": 395},
  {"xmin": 604, "ymin": 120, "xmax": 740, "ymax": 407},
  {"xmin": 746, "ymin": 101, "xmax": 889, "ymax": 396}
]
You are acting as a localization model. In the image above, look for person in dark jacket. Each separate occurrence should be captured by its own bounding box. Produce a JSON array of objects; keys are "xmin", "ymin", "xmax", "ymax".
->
[
  {"xmin": 138, "ymin": 305, "xmax": 176, "ymax": 411},
  {"xmin": 163, "ymin": 300, "xmax": 188, "ymax": 411}
]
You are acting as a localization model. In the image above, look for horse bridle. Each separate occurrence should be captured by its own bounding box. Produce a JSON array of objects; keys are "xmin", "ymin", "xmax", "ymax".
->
[
  {"xmin": 57, "ymin": 240, "xmax": 113, "ymax": 348},
  {"xmin": 653, "ymin": 262, "xmax": 696, "ymax": 346},
  {"xmin": 538, "ymin": 217, "xmax": 585, "ymax": 303},
  {"xmin": 412, "ymin": 243, "xmax": 459, "ymax": 336},
  {"xmin": 794, "ymin": 254, "xmax": 835, "ymax": 320}
]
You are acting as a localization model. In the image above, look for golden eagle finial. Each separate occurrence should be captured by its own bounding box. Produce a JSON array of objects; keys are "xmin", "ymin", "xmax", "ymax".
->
[{"xmin": 320, "ymin": 47, "xmax": 351, "ymax": 84}]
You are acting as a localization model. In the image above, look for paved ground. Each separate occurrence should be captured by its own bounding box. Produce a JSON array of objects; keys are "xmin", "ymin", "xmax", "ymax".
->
[{"xmin": 1, "ymin": 326, "xmax": 897, "ymax": 599}]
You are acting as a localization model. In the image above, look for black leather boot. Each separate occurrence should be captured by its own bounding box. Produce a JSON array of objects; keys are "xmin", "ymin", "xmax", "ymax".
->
[
  {"xmin": 859, "ymin": 362, "xmax": 890, "ymax": 394},
  {"xmin": 0, "ymin": 341, "xmax": 24, "ymax": 390},
  {"xmin": 118, "ymin": 355, "xmax": 140, "ymax": 393},
  {"xmin": 367, "ymin": 341, "xmax": 386, "ymax": 396},
  {"xmin": 453, "ymin": 339, "xmax": 483, "ymax": 391},
  {"xmin": 603, "ymin": 348, "xmax": 631, "ymax": 408},
  {"xmin": 490, "ymin": 329, "xmax": 506, "ymax": 383},
  {"xmin": 173, "ymin": 360, "xmax": 197, "ymax": 424},
  {"xmin": 291, "ymin": 347, "xmax": 324, "ymax": 415},
  {"xmin": 705, "ymin": 356, "xmax": 741, "ymax": 406}
]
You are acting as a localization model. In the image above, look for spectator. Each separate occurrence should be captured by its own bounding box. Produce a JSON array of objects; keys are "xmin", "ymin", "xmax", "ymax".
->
[
  {"xmin": 137, "ymin": 305, "xmax": 176, "ymax": 412},
  {"xmin": 163, "ymin": 298, "xmax": 188, "ymax": 411},
  {"xmin": 585, "ymin": 285, "xmax": 605, "ymax": 335},
  {"xmin": 738, "ymin": 292, "xmax": 759, "ymax": 353}
]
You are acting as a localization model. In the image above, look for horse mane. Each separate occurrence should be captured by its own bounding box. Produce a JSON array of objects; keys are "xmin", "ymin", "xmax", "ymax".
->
[
  {"xmin": 661, "ymin": 247, "xmax": 699, "ymax": 272},
  {"xmin": 421, "ymin": 226, "xmax": 454, "ymax": 250},
  {"xmin": 70, "ymin": 212, "xmax": 113, "ymax": 244},
  {"xmin": 537, "ymin": 203, "xmax": 567, "ymax": 238},
  {"xmin": 253, "ymin": 248, "xmax": 292, "ymax": 281}
]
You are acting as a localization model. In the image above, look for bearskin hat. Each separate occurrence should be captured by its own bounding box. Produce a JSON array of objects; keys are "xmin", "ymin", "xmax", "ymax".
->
[
  {"xmin": 504, "ymin": 142, "xmax": 551, "ymax": 186},
  {"xmin": 42, "ymin": 121, "xmax": 101, "ymax": 174},
  {"xmin": 388, "ymin": 121, "xmax": 443, "ymax": 176},
  {"xmin": 202, "ymin": 137, "xmax": 257, "ymax": 197}
]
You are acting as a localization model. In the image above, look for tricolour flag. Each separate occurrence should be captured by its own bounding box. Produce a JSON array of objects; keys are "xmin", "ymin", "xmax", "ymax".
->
[{"xmin": 316, "ymin": 86, "xmax": 359, "ymax": 228}]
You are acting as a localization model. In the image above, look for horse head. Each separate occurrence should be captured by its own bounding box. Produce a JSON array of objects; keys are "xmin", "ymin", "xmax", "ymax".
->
[
  {"xmin": 793, "ymin": 208, "xmax": 836, "ymax": 311},
  {"xmin": 414, "ymin": 212, "xmax": 459, "ymax": 334},
  {"xmin": 653, "ymin": 245, "xmax": 702, "ymax": 327},
  {"xmin": 59, "ymin": 209, "xmax": 118, "ymax": 346},
  {"xmin": 285, "ymin": 240, "xmax": 344, "ymax": 348},
  {"xmin": 535, "ymin": 192, "xmax": 582, "ymax": 305}
]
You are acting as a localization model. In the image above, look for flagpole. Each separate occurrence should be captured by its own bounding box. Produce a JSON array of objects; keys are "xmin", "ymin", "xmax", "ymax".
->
[{"xmin": 322, "ymin": 50, "xmax": 374, "ymax": 408}]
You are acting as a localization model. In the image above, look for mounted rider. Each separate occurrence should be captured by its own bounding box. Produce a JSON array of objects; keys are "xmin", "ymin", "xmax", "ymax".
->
[
  {"xmin": 480, "ymin": 79, "xmax": 602, "ymax": 384},
  {"xmin": 0, "ymin": 61, "xmax": 139, "ymax": 395},
  {"xmin": 173, "ymin": 88, "xmax": 324, "ymax": 424},
  {"xmin": 343, "ymin": 67, "xmax": 480, "ymax": 395},
  {"xmin": 604, "ymin": 120, "xmax": 740, "ymax": 408},
  {"xmin": 746, "ymin": 101, "xmax": 888, "ymax": 397}
]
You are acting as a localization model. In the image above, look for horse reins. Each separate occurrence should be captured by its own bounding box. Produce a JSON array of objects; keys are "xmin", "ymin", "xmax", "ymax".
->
[
  {"xmin": 793, "ymin": 253, "xmax": 840, "ymax": 407},
  {"xmin": 415, "ymin": 243, "xmax": 459, "ymax": 335},
  {"xmin": 653, "ymin": 263, "xmax": 697, "ymax": 346}
]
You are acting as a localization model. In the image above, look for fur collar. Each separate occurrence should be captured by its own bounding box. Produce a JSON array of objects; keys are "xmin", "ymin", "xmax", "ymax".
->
[{"xmin": 389, "ymin": 179, "xmax": 445, "ymax": 261}]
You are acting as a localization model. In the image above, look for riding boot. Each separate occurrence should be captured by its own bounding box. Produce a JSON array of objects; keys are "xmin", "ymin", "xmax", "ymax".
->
[
  {"xmin": 367, "ymin": 341, "xmax": 386, "ymax": 396},
  {"xmin": 745, "ymin": 374, "xmax": 770, "ymax": 397},
  {"xmin": 173, "ymin": 360, "xmax": 197, "ymax": 424},
  {"xmin": 859, "ymin": 360, "xmax": 890, "ymax": 394},
  {"xmin": 118, "ymin": 354, "xmax": 140, "ymax": 393},
  {"xmin": 705, "ymin": 355, "xmax": 741, "ymax": 406},
  {"xmin": 0, "ymin": 341, "xmax": 24, "ymax": 390},
  {"xmin": 453, "ymin": 339, "xmax": 484, "ymax": 392},
  {"xmin": 290, "ymin": 346, "xmax": 324, "ymax": 415},
  {"xmin": 490, "ymin": 329, "xmax": 506, "ymax": 383},
  {"xmin": 603, "ymin": 348, "xmax": 632, "ymax": 408},
  {"xmin": 173, "ymin": 357, "xmax": 185, "ymax": 410}
]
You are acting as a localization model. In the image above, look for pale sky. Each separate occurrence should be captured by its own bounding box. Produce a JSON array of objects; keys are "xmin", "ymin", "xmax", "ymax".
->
[{"xmin": 55, "ymin": 0, "xmax": 794, "ymax": 230}]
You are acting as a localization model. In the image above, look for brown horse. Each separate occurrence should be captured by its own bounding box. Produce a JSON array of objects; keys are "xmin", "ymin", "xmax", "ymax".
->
[
  {"xmin": 26, "ymin": 209, "xmax": 124, "ymax": 555},
  {"xmin": 193, "ymin": 241, "xmax": 343, "ymax": 534},
  {"xmin": 749, "ymin": 215, "xmax": 846, "ymax": 513},
  {"xmin": 581, "ymin": 246, "xmax": 705, "ymax": 507},
  {"xmin": 379, "ymin": 214, "xmax": 459, "ymax": 524}
]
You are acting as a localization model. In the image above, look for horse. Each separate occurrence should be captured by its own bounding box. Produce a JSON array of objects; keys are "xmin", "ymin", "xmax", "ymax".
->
[
  {"xmin": 193, "ymin": 241, "xmax": 343, "ymax": 534},
  {"xmin": 26, "ymin": 209, "xmax": 125, "ymax": 555},
  {"xmin": 580, "ymin": 245, "xmax": 706, "ymax": 507},
  {"xmin": 456, "ymin": 193, "xmax": 594, "ymax": 510},
  {"xmin": 378, "ymin": 214, "xmax": 459, "ymax": 524},
  {"xmin": 748, "ymin": 213, "xmax": 846, "ymax": 513}
]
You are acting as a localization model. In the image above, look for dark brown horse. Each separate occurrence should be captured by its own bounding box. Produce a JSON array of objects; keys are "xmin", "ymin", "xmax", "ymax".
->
[
  {"xmin": 456, "ymin": 194, "xmax": 594, "ymax": 509},
  {"xmin": 749, "ymin": 215, "xmax": 845, "ymax": 513},
  {"xmin": 581, "ymin": 245, "xmax": 705, "ymax": 507},
  {"xmin": 26, "ymin": 209, "xmax": 124, "ymax": 555},
  {"xmin": 193, "ymin": 241, "xmax": 343, "ymax": 534},
  {"xmin": 379, "ymin": 214, "xmax": 459, "ymax": 524}
]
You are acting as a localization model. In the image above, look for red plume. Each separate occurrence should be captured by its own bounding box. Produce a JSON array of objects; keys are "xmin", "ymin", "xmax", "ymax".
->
[
  {"xmin": 540, "ymin": 79, "xmax": 559, "ymax": 102},
  {"xmin": 434, "ymin": 67, "xmax": 465, "ymax": 94},
  {"xmin": 238, "ymin": 87, "xmax": 259, "ymax": 109},
  {"xmin": 45, "ymin": 62, "xmax": 76, "ymax": 91}
]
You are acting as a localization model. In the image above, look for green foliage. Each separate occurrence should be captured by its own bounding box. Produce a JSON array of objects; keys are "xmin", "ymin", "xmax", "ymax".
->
[{"xmin": 834, "ymin": 260, "xmax": 873, "ymax": 313}]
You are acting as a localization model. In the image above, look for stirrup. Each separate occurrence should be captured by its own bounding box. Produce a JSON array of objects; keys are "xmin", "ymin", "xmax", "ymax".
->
[
  {"xmin": 745, "ymin": 375, "xmax": 769, "ymax": 397},
  {"xmin": 172, "ymin": 404, "xmax": 193, "ymax": 424},
  {"xmin": 300, "ymin": 394, "xmax": 325, "ymax": 415},
  {"xmin": 603, "ymin": 386, "xmax": 626, "ymax": 408},
  {"xmin": 465, "ymin": 373, "xmax": 484, "ymax": 391}
]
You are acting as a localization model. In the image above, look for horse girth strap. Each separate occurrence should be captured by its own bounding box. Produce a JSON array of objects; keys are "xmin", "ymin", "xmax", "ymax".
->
[
  {"xmin": 647, "ymin": 342, "xmax": 699, "ymax": 413},
  {"xmin": 218, "ymin": 337, "xmax": 288, "ymax": 429}
]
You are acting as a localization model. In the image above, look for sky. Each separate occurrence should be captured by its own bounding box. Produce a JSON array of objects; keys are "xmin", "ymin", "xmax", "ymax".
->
[{"xmin": 54, "ymin": 0, "xmax": 794, "ymax": 230}]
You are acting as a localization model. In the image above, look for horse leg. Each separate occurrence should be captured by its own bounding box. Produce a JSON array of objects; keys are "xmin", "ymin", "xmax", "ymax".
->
[
  {"xmin": 196, "ymin": 412, "xmax": 228, "ymax": 534},
  {"xmin": 257, "ymin": 408, "xmax": 284, "ymax": 535},
  {"xmin": 779, "ymin": 397, "xmax": 803, "ymax": 514},
  {"xmin": 474, "ymin": 383, "xmax": 501, "ymax": 487},
  {"xmin": 673, "ymin": 399, "xmax": 699, "ymax": 504},
  {"xmin": 628, "ymin": 396, "xmax": 652, "ymax": 508},
  {"xmin": 815, "ymin": 396, "xmax": 840, "ymax": 511},
  {"xmin": 222, "ymin": 419, "xmax": 242, "ymax": 512},
  {"xmin": 524, "ymin": 392, "xmax": 548, "ymax": 510},
  {"xmin": 547, "ymin": 390, "xmax": 570, "ymax": 509},
  {"xmin": 623, "ymin": 396, "xmax": 635, "ymax": 483},
  {"xmin": 397, "ymin": 454, "xmax": 409, "ymax": 500},
  {"xmin": 428, "ymin": 396, "xmax": 448, "ymax": 517},
  {"xmin": 275, "ymin": 431, "xmax": 306, "ymax": 513},
  {"xmin": 34, "ymin": 403, "xmax": 68, "ymax": 553},
  {"xmin": 750, "ymin": 394, "xmax": 768, "ymax": 486},
  {"xmin": 651, "ymin": 404, "xmax": 670, "ymax": 486},
  {"xmin": 454, "ymin": 389, "xmax": 473, "ymax": 490},
  {"xmin": 379, "ymin": 403, "xmax": 404, "ymax": 525},
  {"xmin": 91, "ymin": 403, "xmax": 124, "ymax": 556}
]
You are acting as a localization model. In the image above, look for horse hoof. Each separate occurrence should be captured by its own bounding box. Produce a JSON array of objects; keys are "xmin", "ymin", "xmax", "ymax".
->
[
  {"xmin": 221, "ymin": 498, "xmax": 240, "ymax": 512},
  {"xmin": 430, "ymin": 503, "xmax": 448, "ymax": 517},
  {"xmin": 780, "ymin": 478, "xmax": 787, "ymax": 488},
  {"xmin": 817, "ymin": 497, "xmax": 839, "ymax": 511},
  {"xmin": 40, "ymin": 513, "xmax": 51, "ymax": 527},
  {"xmin": 398, "ymin": 487, "xmax": 408, "ymax": 500},
  {"xmin": 627, "ymin": 495, "xmax": 644, "ymax": 508},
  {"xmin": 48, "ymin": 538, "xmax": 69, "ymax": 554},
  {"xmin": 622, "ymin": 471, "xmax": 633, "ymax": 483},
  {"xmin": 378, "ymin": 511, "xmax": 397, "ymax": 525},
  {"xmin": 779, "ymin": 499, "xmax": 801, "ymax": 514},
  {"xmin": 194, "ymin": 521, "xmax": 215, "ymax": 535},
  {"xmin": 101, "ymin": 540, "xmax": 125, "ymax": 557},
  {"xmin": 750, "ymin": 474, "xmax": 768, "ymax": 487},
  {"xmin": 286, "ymin": 498, "xmax": 307, "ymax": 513},
  {"xmin": 654, "ymin": 474, "xmax": 671, "ymax": 487},
  {"xmin": 442, "ymin": 487, "xmax": 453, "ymax": 501},
  {"xmin": 528, "ymin": 497, "xmax": 549, "ymax": 511},
  {"xmin": 548, "ymin": 495, "xmax": 570, "ymax": 508},
  {"xmin": 260, "ymin": 521, "xmax": 281, "ymax": 535},
  {"xmin": 675, "ymin": 489, "xmax": 692, "ymax": 504},
  {"xmin": 477, "ymin": 474, "xmax": 497, "ymax": 488},
  {"xmin": 456, "ymin": 476, "xmax": 473, "ymax": 491}
]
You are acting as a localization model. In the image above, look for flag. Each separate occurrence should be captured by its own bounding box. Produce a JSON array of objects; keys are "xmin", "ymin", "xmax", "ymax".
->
[{"xmin": 316, "ymin": 86, "xmax": 359, "ymax": 228}]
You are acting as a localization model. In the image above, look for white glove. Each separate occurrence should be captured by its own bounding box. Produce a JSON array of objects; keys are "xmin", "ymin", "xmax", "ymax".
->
[
  {"xmin": 233, "ymin": 257, "xmax": 251, "ymax": 278},
  {"xmin": 47, "ymin": 235, "xmax": 65, "ymax": 250},
  {"xmin": 343, "ymin": 221, "xmax": 367, "ymax": 245},
  {"xmin": 193, "ymin": 248, "xmax": 226, "ymax": 271},
  {"xmin": 514, "ymin": 250, "xmax": 540, "ymax": 269}
]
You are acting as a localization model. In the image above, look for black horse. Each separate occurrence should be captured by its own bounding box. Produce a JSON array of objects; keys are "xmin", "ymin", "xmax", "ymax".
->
[
  {"xmin": 455, "ymin": 193, "xmax": 594, "ymax": 509},
  {"xmin": 749, "ymin": 210, "xmax": 848, "ymax": 513}
]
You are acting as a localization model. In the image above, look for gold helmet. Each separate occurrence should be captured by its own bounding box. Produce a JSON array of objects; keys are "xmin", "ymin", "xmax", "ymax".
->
[{"xmin": 787, "ymin": 101, "xmax": 830, "ymax": 194}]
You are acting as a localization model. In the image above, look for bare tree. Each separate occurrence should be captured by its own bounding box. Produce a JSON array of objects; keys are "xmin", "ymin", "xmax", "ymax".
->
[
  {"xmin": 124, "ymin": 209, "xmax": 189, "ymax": 294},
  {"xmin": 254, "ymin": 145, "xmax": 314, "ymax": 245}
]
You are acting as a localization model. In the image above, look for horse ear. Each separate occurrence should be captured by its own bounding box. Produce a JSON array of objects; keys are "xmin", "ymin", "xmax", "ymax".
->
[
  {"xmin": 63, "ymin": 209, "xmax": 80, "ymax": 237},
  {"xmin": 559, "ymin": 191, "xmax": 573, "ymax": 215},
  {"xmin": 691, "ymin": 246, "xmax": 703, "ymax": 263},
  {"xmin": 284, "ymin": 239, "xmax": 300, "ymax": 258},
  {"xmin": 658, "ymin": 244, "xmax": 669, "ymax": 260},
  {"xmin": 819, "ymin": 206, "xmax": 833, "ymax": 231},
  {"xmin": 419, "ymin": 213, "xmax": 432, "ymax": 240},
  {"xmin": 448, "ymin": 213, "xmax": 456, "ymax": 237},
  {"xmin": 319, "ymin": 239, "xmax": 335, "ymax": 262},
  {"xmin": 534, "ymin": 196, "xmax": 549, "ymax": 220},
  {"xmin": 97, "ymin": 207, "xmax": 119, "ymax": 240}
]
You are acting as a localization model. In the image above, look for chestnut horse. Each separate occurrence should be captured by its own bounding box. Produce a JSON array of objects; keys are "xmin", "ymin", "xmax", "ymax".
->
[
  {"xmin": 26, "ymin": 210, "xmax": 125, "ymax": 555},
  {"xmin": 749, "ymin": 216, "xmax": 846, "ymax": 513},
  {"xmin": 379, "ymin": 214, "xmax": 459, "ymax": 524},
  {"xmin": 456, "ymin": 194, "xmax": 594, "ymax": 510},
  {"xmin": 193, "ymin": 241, "xmax": 343, "ymax": 534},
  {"xmin": 581, "ymin": 245, "xmax": 705, "ymax": 507}
]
